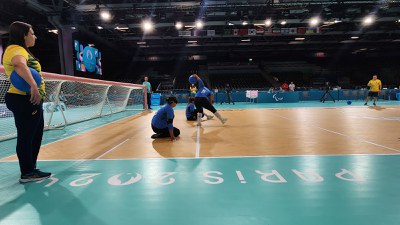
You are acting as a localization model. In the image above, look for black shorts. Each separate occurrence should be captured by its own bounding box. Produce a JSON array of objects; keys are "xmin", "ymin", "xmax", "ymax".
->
[
  {"xmin": 368, "ymin": 91, "xmax": 379, "ymax": 97},
  {"xmin": 194, "ymin": 97, "xmax": 217, "ymax": 114}
]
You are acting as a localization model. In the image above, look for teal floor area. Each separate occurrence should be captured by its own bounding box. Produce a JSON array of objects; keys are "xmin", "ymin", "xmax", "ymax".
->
[
  {"xmin": 1, "ymin": 100, "xmax": 400, "ymax": 225},
  {"xmin": 1, "ymin": 155, "xmax": 400, "ymax": 225}
]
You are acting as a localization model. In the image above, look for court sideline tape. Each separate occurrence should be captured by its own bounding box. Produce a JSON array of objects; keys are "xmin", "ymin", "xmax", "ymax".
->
[{"xmin": 95, "ymin": 139, "xmax": 130, "ymax": 159}]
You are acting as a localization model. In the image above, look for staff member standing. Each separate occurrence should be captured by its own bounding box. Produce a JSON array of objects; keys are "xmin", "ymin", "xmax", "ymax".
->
[
  {"xmin": 3, "ymin": 21, "xmax": 51, "ymax": 183},
  {"xmin": 143, "ymin": 76, "xmax": 152, "ymax": 110},
  {"xmin": 364, "ymin": 74, "xmax": 382, "ymax": 106}
]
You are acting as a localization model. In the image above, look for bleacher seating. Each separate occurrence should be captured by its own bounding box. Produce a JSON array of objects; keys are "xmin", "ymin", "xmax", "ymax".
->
[{"xmin": 209, "ymin": 73, "xmax": 268, "ymax": 90}]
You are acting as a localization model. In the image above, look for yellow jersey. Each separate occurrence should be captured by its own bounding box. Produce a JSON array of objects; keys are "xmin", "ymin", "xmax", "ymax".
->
[
  {"xmin": 2, "ymin": 45, "xmax": 45, "ymax": 98},
  {"xmin": 367, "ymin": 79, "xmax": 382, "ymax": 92}
]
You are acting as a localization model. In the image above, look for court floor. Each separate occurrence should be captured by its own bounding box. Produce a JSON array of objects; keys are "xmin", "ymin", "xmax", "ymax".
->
[{"xmin": 0, "ymin": 101, "xmax": 399, "ymax": 225}]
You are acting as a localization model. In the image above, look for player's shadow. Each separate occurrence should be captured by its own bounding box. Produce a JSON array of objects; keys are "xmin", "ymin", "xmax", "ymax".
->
[
  {"xmin": 151, "ymin": 138, "xmax": 181, "ymax": 158},
  {"xmin": 368, "ymin": 106, "xmax": 385, "ymax": 111},
  {"xmin": 0, "ymin": 179, "xmax": 107, "ymax": 224},
  {"xmin": 193, "ymin": 126, "xmax": 224, "ymax": 157},
  {"xmin": 151, "ymin": 138, "xmax": 202, "ymax": 172}
]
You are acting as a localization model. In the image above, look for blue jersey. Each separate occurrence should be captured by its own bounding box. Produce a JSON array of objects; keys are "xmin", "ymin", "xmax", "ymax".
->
[
  {"xmin": 151, "ymin": 104, "xmax": 175, "ymax": 130},
  {"xmin": 195, "ymin": 78, "xmax": 213, "ymax": 100},
  {"xmin": 186, "ymin": 103, "xmax": 195, "ymax": 118}
]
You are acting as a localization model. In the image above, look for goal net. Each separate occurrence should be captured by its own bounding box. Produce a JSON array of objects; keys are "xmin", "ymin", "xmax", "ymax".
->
[{"xmin": 0, "ymin": 66, "xmax": 147, "ymax": 141}]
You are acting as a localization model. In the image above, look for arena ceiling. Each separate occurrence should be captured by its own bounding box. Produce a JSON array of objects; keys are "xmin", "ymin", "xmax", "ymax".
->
[{"xmin": 2, "ymin": 0, "xmax": 400, "ymax": 60}]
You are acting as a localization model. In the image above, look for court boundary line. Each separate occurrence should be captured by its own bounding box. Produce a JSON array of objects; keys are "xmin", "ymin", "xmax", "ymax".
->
[
  {"xmin": 196, "ymin": 125, "xmax": 201, "ymax": 158},
  {"xmin": 0, "ymin": 112, "xmax": 147, "ymax": 161},
  {"xmin": 273, "ymin": 114, "xmax": 400, "ymax": 153},
  {"xmin": 95, "ymin": 139, "xmax": 130, "ymax": 160},
  {"xmin": 41, "ymin": 111, "xmax": 147, "ymax": 147},
  {"xmin": 2, "ymin": 153, "xmax": 400, "ymax": 163}
]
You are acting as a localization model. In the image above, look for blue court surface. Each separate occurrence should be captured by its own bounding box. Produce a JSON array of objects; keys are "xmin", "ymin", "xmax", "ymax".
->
[{"xmin": 1, "ymin": 101, "xmax": 400, "ymax": 225}]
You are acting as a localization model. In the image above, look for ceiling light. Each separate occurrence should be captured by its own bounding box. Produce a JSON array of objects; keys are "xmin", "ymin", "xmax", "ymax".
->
[
  {"xmin": 188, "ymin": 40, "xmax": 197, "ymax": 43},
  {"xmin": 48, "ymin": 29, "xmax": 58, "ymax": 34},
  {"xmin": 115, "ymin": 26, "xmax": 129, "ymax": 31},
  {"xmin": 351, "ymin": 36, "xmax": 359, "ymax": 39},
  {"xmin": 228, "ymin": 22, "xmax": 234, "ymax": 26},
  {"xmin": 242, "ymin": 21, "xmax": 248, "ymax": 26},
  {"xmin": 309, "ymin": 17, "xmax": 320, "ymax": 26},
  {"xmin": 265, "ymin": 19, "xmax": 272, "ymax": 27},
  {"xmin": 241, "ymin": 39, "xmax": 251, "ymax": 42},
  {"xmin": 137, "ymin": 41, "xmax": 146, "ymax": 45},
  {"xmin": 362, "ymin": 15, "xmax": 375, "ymax": 26},
  {"xmin": 100, "ymin": 11, "xmax": 111, "ymax": 21},
  {"xmin": 280, "ymin": 20, "xmax": 287, "ymax": 25},
  {"xmin": 196, "ymin": 20, "xmax": 204, "ymax": 29},
  {"xmin": 295, "ymin": 37, "xmax": 305, "ymax": 41},
  {"xmin": 175, "ymin": 22, "xmax": 183, "ymax": 30},
  {"xmin": 97, "ymin": 26, "xmax": 103, "ymax": 30},
  {"xmin": 142, "ymin": 20, "xmax": 153, "ymax": 32}
]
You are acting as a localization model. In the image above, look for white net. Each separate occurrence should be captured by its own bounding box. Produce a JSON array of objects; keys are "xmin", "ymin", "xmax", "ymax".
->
[{"xmin": 0, "ymin": 69, "xmax": 146, "ymax": 141}]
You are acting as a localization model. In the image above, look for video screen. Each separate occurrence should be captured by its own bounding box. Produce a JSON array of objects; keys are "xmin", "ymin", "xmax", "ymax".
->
[{"xmin": 74, "ymin": 40, "xmax": 102, "ymax": 76}]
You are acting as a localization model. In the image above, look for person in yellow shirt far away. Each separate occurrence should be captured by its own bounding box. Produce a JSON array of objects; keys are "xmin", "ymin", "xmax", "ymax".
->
[{"xmin": 364, "ymin": 74, "xmax": 382, "ymax": 106}]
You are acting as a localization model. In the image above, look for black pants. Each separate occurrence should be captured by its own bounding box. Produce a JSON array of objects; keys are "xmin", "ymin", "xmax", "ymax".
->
[
  {"xmin": 5, "ymin": 93, "xmax": 44, "ymax": 175},
  {"xmin": 151, "ymin": 124, "xmax": 180, "ymax": 138},
  {"xmin": 194, "ymin": 97, "xmax": 217, "ymax": 114},
  {"xmin": 187, "ymin": 109, "xmax": 203, "ymax": 121},
  {"xmin": 147, "ymin": 93, "xmax": 152, "ymax": 108}
]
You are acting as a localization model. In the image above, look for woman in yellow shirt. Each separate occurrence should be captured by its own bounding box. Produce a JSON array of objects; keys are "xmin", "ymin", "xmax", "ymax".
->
[{"xmin": 3, "ymin": 21, "xmax": 51, "ymax": 183}]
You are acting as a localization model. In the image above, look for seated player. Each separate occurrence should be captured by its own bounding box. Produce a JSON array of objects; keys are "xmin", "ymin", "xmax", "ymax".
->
[
  {"xmin": 186, "ymin": 96, "xmax": 213, "ymax": 121},
  {"xmin": 151, "ymin": 96, "xmax": 180, "ymax": 141}
]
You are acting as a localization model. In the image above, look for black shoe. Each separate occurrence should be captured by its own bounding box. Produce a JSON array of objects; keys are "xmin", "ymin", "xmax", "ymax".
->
[
  {"xmin": 151, "ymin": 134, "xmax": 162, "ymax": 139},
  {"xmin": 148, "ymin": 107, "xmax": 153, "ymax": 110},
  {"xmin": 364, "ymin": 103, "xmax": 368, "ymax": 106},
  {"xmin": 34, "ymin": 169, "xmax": 51, "ymax": 177},
  {"xmin": 20, "ymin": 170, "xmax": 51, "ymax": 183},
  {"xmin": 373, "ymin": 103, "xmax": 376, "ymax": 106}
]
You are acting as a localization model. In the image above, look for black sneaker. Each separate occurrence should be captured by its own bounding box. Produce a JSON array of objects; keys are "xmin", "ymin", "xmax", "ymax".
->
[
  {"xmin": 151, "ymin": 134, "xmax": 162, "ymax": 139},
  {"xmin": 34, "ymin": 169, "xmax": 51, "ymax": 177},
  {"xmin": 20, "ymin": 170, "xmax": 51, "ymax": 183},
  {"xmin": 364, "ymin": 103, "xmax": 368, "ymax": 106},
  {"xmin": 373, "ymin": 102, "xmax": 376, "ymax": 106}
]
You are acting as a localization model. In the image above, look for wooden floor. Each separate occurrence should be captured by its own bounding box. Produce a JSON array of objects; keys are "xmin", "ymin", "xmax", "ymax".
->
[{"xmin": 1, "ymin": 105, "xmax": 399, "ymax": 161}]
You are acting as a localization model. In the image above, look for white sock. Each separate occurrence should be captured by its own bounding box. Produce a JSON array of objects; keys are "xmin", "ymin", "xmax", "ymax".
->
[{"xmin": 214, "ymin": 111, "xmax": 225, "ymax": 122}]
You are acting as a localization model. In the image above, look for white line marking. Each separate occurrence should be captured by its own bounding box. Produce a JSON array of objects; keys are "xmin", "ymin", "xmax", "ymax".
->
[
  {"xmin": 95, "ymin": 139, "xmax": 129, "ymax": 160},
  {"xmin": 196, "ymin": 125, "xmax": 201, "ymax": 158},
  {"xmin": 41, "ymin": 111, "xmax": 146, "ymax": 147},
  {"xmin": 274, "ymin": 114, "xmax": 400, "ymax": 153}
]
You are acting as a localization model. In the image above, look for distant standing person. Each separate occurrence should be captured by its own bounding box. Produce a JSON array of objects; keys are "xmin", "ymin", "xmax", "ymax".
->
[
  {"xmin": 189, "ymin": 84, "xmax": 197, "ymax": 97},
  {"xmin": 281, "ymin": 81, "xmax": 289, "ymax": 92},
  {"xmin": 143, "ymin": 76, "xmax": 152, "ymax": 110},
  {"xmin": 289, "ymin": 81, "xmax": 295, "ymax": 91},
  {"xmin": 3, "ymin": 21, "xmax": 51, "ymax": 183},
  {"xmin": 364, "ymin": 74, "xmax": 382, "ymax": 106}
]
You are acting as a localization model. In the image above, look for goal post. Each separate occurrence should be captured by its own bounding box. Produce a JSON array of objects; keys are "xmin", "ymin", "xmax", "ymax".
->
[{"xmin": 0, "ymin": 66, "xmax": 148, "ymax": 141}]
